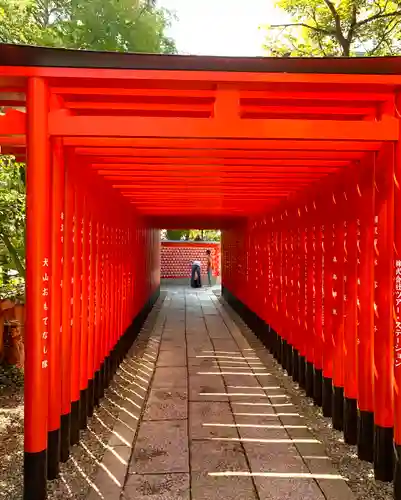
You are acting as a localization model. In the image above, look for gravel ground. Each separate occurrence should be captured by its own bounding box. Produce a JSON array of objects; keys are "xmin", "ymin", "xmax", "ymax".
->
[
  {"xmin": 0, "ymin": 367, "xmax": 24, "ymax": 500},
  {"xmin": 228, "ymin": 308, "xmax": 393, "ymax": 500},
  {"xmin": 0, "ymin": 294, "xmax": 164, "ymax": 500}
]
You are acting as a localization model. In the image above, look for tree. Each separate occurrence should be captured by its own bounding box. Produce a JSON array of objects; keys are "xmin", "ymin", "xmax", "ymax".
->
[
  {"xmin": 264, "ymin": 0, "xmax": 401, "ymax": 57},
  {"xmin": 0, "ymin": 157, "xmax": 26, "ymax": 281},
  {"xmin": 0, "ymin": 0, "xmax": 176, "ymax": 53},
  {"xmin": 166, "ymin": 230, "xmax": 190, "ymax": 241}
]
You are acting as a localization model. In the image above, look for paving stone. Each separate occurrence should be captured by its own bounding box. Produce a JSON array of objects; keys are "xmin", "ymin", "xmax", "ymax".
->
[
  {"xmin": 243, "ymin": 441, "xmax": 309, "ymax": 473},
  {"xmin": 157, "ymin": 349, "xmax": 187, "ymax": 367},
  {"xmin": 253, "ymin": 477, "xmax": 325, "ymax": 500},
  {"xmin": 189, "ymin": 401, "xmax": 237, "ymax": 439},
  {"xmin": 189, "ymin": 373, "xmax": 228, "ymax": 402},
  {"xmin": 190, "ymin": 439, "xmax": 249, "ymax": 473},
  {"xmin": 144, "ymin": 388, "xmax": 188, "ymax": 421},
  {"xmin": 108, "ymin": 420, "xmax": 138, "ymax": 447},
  {"xmin": 187, "ymin": 357, "xmax": 215, "ymax": 369},
  {"xmin": 100, "ymin": 446, "xmax": 132, "ymax": 485},
  {"xmin": 152, "ymin": 367, "xmax": 188, "ymax": 389},
  {"xmin": 191, "ymin": 473, "xmax": 257, "ymax": 500},
  {"xmin": 123, "ymin": 473, "xmax": 190, "ymax": 500},
  {"xmin": 130, "ymin": 420, "xmax": 189, "ymax": 474},
  {"xmin": 223, "ymin": 374, "xmax": 265, "ymax": 387}
]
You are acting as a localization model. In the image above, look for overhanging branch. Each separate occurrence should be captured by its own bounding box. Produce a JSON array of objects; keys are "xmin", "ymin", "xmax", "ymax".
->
[{"xmin": 270, "ymin": 23, "xmax": 334, "ymax": 35}]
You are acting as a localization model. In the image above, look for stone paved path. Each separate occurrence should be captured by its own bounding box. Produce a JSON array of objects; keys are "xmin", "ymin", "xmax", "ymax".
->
[{"xmin": 87, "ymin": 286, "xmax": 355, "ymax": 500}]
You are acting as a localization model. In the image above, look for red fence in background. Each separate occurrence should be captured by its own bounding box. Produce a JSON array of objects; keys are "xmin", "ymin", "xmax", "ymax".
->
[{"xmin": 160, "ymin": 241, "xmax": 220, "ymax": 279}]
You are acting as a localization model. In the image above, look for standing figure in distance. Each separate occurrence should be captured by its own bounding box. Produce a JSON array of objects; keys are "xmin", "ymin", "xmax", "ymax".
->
[
  {"xmin": 206, "ymin": 250, "xmax": 213, "ymax": 287},
  {"xmin": 191, "ymin": 260, "xmax": 202, "ymax": 288}
]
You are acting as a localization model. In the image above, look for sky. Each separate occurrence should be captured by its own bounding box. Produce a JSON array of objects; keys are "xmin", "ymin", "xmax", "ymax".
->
[{"xmin": 158, "ymin": 0, "xmax": 288, "ymax": 57}]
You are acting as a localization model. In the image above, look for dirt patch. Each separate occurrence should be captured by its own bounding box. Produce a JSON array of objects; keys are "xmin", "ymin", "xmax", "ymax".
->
[{"xmin": 0, "ymin": 365, "xmax": 24, "ymax": 500}]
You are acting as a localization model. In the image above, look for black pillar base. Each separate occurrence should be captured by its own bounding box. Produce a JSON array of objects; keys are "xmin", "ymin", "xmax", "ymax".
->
[
  {"xmin": 79, "ymin": 388, "xmax": 88, "ymax": 430},
  {"xmin": 305, "ymin": 361, "xmax": 314, "ymax": 398},
  {"xmin": 94, "ymin": 370, "xmax": 100, "ymax": 408},
  {"xmin": 47, "ymin": 428, "xmax": 60, "ymax": 480},
  {"xmin": 286, "ymin": 343, "xmax": 293, "ymax": 377},
  {"xmin": 394, "ymin": 445, "xmax": 401, "ymax": 500},
  {"xmin": 332, "ymin": 386, "xmax": 344, "ymax": 431},
  {"xmin": 104, "ymin": 356, "xmax": 110, "ymax": 389},
  {"xmin": 99, "ymin": 363, "xmax": 105, "ymax": 400},
  {"xmin": 358, "ymin": 410, "xmax": 374, "ymax": 462},
  {"xmin": 298, "ymin": 355, "xmax": 306, "ymax": 389},
  {"xmin": 313, "ymin": 369, "xmax": 323, "ymax": 407},
  {"xmin": 282, "ymin": 340, "xmax": 288, "ymax": 371},
  {"xmin": 343, "ymin": 397, "xmax": 358, "ymax": 445},
  {"xmin": 276, "ymin": 335, "xmax": 282, "ymax": 364},
  {"xmin": 322, "ymin": 376, "xmax": 332, "ymax": 417},
  {"xmin": 70, "ymin": 400, "xmax": 80, "ymax": 446},
  {"xmin": 374, "ymin": 425, "xmax": 394, "ymax": 482},
  {"xmin": 60, "ymin": 412, "xmax": 71, "ymax": 463},
  {"xmin": 24, "ymin": 449, "xmax": 47, "ymax": 500},
  {"xmin": 87, "ymin": 379, "xmax": 95, "ymax": 417},
  {"xmin": 293, "ymin": 349, "xmax": 299, "ymax": 382}
]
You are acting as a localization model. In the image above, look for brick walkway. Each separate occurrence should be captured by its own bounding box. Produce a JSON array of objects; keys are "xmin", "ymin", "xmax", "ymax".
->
[{"xmin": 87, "ymin": 287, "xmax": 355, "ymax": 500}]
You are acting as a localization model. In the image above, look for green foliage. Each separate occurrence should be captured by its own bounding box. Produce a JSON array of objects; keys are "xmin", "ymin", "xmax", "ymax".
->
[
  {"xmin": 189, "ymin": 229, "xmax": 221, "ymax": 241},
  {"xmin": 0, "ymin": 0, "xmax": 176, "ymax": 53},
  {"xmin": 164, "ymin": 229, "xmax": 221, "ymax": 241},
  {"xmin": 166, "ymin": 229, "xmax": 190, "ymax": 241},
  {"xmin": 0, "ymin": 157, "xmax": 25, "ymax": 286},
  {"xmin": 264, "ymin": 0, "xmax": 401, "ymax": 56}
]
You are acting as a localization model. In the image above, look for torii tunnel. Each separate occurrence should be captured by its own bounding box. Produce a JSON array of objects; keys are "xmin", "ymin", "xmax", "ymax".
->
[{"xmin": 1, "ymin": 44, "xmax": 401, "ymax": 500}]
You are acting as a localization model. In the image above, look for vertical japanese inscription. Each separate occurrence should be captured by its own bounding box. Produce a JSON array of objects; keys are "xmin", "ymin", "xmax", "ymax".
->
[
  {"xmin": 395, "ymin": 260, "xmax": 401, "ymax": 367},
  {"xmin": 41, "ymin": 257, "xmax": 50, "ymax": 368}
]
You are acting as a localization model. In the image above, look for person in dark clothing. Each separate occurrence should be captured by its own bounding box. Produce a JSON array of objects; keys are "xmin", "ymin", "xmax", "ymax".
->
[
  {"xmin": 190, "ymin": 260, "xmax": 202, "ymax": 288},
  {"xmin": 206, "ymin": 250, "xmax": 213, "ymax": 286}
]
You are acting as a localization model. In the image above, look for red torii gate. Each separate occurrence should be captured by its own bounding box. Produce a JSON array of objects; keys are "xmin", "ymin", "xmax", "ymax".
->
[{"xmin": 0, "ymin": 44, "xmax": 401, "ymax": 499}]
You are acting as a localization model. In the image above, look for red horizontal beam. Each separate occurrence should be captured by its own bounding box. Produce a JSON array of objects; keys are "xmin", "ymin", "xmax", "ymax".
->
[
  {"xmin": 147, "ymin": 215, "xmax": 246, "ymax": 229},
  {"xmin": 98, "ymin": 171, "xmax": 336, "ymax": 179},
  {"xmin": 242, "ymin": 105, "xmax": 374, "ymax": 116},
  {"xmin": 66, "ymin": 101, "xmax": 375, "ymax": 117},
  {"xmin": 54, "ymin": 87, "xmax": 393, "ymax": 102},
  {"xmin": 50, "ymin": 114, "xmax": 398, "ymax": 141},
  {"xmin": 108, "ymin": 177, "xmax": 318, "ymax": 183},
  {"xmin": 3, "ymin": 66, "xmax": 401, "ymax": 84},
  {"xmin": 64, "ymin": 137, "xmax": 383, "ymax": 151},
  {"xmin": 90, "ymin": 158, "xmax": 350, "ymax": 166},
  {"xmin": 68, "ymin": 101, "xmax": 211, "ymax": 112},
  {"xmin": 77, "ymin": 147, "xmax": 364, "ymax": 160}
]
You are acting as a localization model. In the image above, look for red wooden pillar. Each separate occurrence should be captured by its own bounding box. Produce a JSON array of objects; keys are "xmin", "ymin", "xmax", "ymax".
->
[
  {"xmin": 322, "ymin": 207, "xmax": 335, "ymax": 417},
  {"xmin": 93, "ymin": 219, "xmax": 102, "ymax": 406},
  {"xmin": 280, "ymin": 219, "xmax": 288, "ymax": 370},
  {"xmin": 47, "ymin": 138, "xmax": 64, "ymax": 480},
  {"xmin": 357, "ymin": 154, "xmax": 375, "ymax": 462},
  {"xmin": 24, "ymin": 76, "xmax": 51, "ymax": 500},
  {"xmin": 313, "ymin": 208, "xmax": 324, "ymax": 407},
  {"xmin": 298, "ymin": 210, "xmax": 307, "ymax": 389},
  {"xmin": 306, "ymin": 204, "xmax": 316, "ymax": 399},
  {"xmin": 70, "ymin": 170, "xmax": 83, "ymax": 445},
  {"xmin": 343, "ymin": 175, "xmax": 358, "ymax": 445},
  {"xmin": 98, "ymin": 222, "xmax": 107, "ymax": 400},
  {"xmin": 60, "ymin": 156, "xmax": 74, "ymax": 462},
  {"xmin": 373, "ymin": 143, "xmax": 394, "ymax": 482},
  {"xmin": 332, "ymin": 189, "xmax": 346, "ymax": 431},
  {"xmin": 292, "ymin": 222, "xmax": 301, "ymax": 383},
  {"xmin": 394, "ymin": 108, "xmax": 401, "ymax": 500},
  {"xmin": 286, "ymin": 219, "xmax": 295, "ymax": 377},
  {"xmin": 79, "ymin": 194, "xmax": 89, "ymax": 430},
  {"xmin": 87, "ymin": 208, "xmax": 96, "ymax": 417}
]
